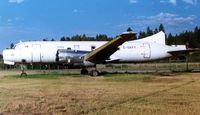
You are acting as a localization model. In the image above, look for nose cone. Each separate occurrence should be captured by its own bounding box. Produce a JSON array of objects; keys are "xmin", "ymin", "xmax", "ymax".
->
[
  {"xmin": 2, "ymin": 49, "xmax": 15, "ymax": 65},
  {"xmin": 2, "ymin": 50, "xmax": 7, "ymax": 60},
  {"xmin": 3, "ymin": 49, "xmax": 12, "ymax": 60}
]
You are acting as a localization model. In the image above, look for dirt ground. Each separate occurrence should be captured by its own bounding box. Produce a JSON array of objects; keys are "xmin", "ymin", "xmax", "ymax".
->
[{"xmin": 0, "ymin": 71, "xmax": 200, "ymax": 115}]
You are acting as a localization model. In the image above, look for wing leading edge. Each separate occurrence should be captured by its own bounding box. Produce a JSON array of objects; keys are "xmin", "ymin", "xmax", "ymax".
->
[{"xmin": 84, "ymin": 32, "xmax": 136, "ymax": 63}]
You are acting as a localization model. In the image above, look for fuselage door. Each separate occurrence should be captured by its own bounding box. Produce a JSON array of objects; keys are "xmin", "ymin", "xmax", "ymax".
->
[
  {"xmin": 74, "ymin": 45, "xmax": 80, "ymax": 51},
  {"xmin": 142, "ymin": 43, "xmax": 151, "ymax": 58},
  {"xmin": 32, "ymin": 44, "xmax": 41, "ymax": 62}
]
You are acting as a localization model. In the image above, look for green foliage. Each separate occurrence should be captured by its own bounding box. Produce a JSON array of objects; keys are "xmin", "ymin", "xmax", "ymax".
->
[
  {"xmin": 138, "ymin": 31, "xmax": 147, "ymax": 39},
  {"xmin": 10, "ymin": 43, "xmax": 14, "ymax": 49},
  {"xmin": 96, "ymin": 34, "xmax": 110, "ymax": 41},
  {"xmin": 166, "ymin": 26, "xmax": 200, "ymax": 48},
  {"xmin": 11, "ymin": 72, "xmax": 82, "ymax": 79},
  {"xmin": 159, "ymin": 23, "xmax": 165, "ymax": 32},
  {"xmin": 154, "ymin": 28, "xmax": 158, "ymax": 34},
  {"xmin": 0, "ymin": 54, "xmax": 2, "ymax": 59},
  {"xmin": 59, "ymin": 34, "xmax": 113, "ymax": 41},
  {"xmin": 166, "ymin": 33, "xmax": 174, "ymax": 45},
  {"xmin": 60, "ymin": 36, "xmax": 66, "ymax": 41},
  {"xmin": 14, "ymin": 74, "xmax": 63, "ymax": 79},
  {"xmin": 138, "ymin": 25, "xmax": 162, "ymax": 39},
  {"xmin": 146, "ymin": 26, "xmax": 154, "ymax": 36},
  {"xmin": 127, "ymin": 27, "xmax": 133, "ymax": 32}
]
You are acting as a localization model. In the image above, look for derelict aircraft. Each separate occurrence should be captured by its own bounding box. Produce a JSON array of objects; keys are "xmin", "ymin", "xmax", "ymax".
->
[{"xmin": 2, "ymin": 31, "xmax": 196, "ymax": 76}]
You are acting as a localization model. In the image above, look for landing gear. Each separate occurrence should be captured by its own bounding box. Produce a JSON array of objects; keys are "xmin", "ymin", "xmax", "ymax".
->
[
  {"xmin": 80, "ymin": 67, "xmax": 100, "ymax": 77},
  {"xmin": 89, "ymin": 70, "xmax": 99, "ymax": 77},
  {"xmin": 20, "ymin": 64, "xmax": 27, "ymax": 76},
  {"xmin": 81, "ymin": 68, "xmax": 89, "ymax": 75}
]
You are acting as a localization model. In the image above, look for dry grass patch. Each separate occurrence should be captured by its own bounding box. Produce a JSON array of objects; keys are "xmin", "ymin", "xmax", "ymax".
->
[{"xmin": 0, "ymin": 73, "xmax": 200, "ymax": 115}]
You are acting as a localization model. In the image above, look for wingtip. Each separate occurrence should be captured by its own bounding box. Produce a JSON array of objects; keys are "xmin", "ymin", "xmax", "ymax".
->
[{"xmin": 122, "ymin": 31, "xmax": 137, "ymax": 35}]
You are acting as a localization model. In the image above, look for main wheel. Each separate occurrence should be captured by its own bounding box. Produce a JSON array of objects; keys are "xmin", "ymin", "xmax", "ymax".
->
[
  {"xmin": 90, "ymin": 70, "xmax": 99, "ymax": 77},
  {"xmin": 81, "ymin": 68, "xmax": 88, "ymax": 75}
]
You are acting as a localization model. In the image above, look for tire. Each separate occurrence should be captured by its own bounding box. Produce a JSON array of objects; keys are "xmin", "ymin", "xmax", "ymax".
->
[
  {"xmin": 81, "ymin": 68, "xmax": 88, "ymax": 75},
  {"xmin": 90, "ymin": 70, "xmax": 99, "ymax": 77}
]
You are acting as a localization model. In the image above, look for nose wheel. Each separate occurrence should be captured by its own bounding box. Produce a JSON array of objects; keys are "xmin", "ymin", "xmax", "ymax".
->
[{"xmin": 20, "ymin": 64, "xmax": 27, "ymax": 76}]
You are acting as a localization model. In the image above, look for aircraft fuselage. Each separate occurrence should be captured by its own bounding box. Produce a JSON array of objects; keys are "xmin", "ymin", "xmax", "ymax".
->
[{"xmin": 2, "ymin": 40, "xmax": 185, "ymax": 66}]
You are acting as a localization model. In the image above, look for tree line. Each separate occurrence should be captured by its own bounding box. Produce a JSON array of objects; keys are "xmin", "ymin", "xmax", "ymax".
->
[
  {"xmin": 136, "ymin": 24, "xmax": 200, "ymax": 48},
  {"xmin": 40, "ymin": 23, "xmax": 200, "ymax": 61},
  {"xmin": 43, "ymin": 34, "xmax": 113, "ymax": 42},
  {"xmin": 53, "ymin": 24, "xmax": 165, "ymax": 42},
  {"xmin": 0, "ymin": 54, "xmax": 2, "ymax": 60},
  {"xmin": 166, "ymin": 27, "xmax": 200, "ymax": 48},
  {"xmin": 7, "ymin": 23, "xmax": 200, "ymax": 49},
  {"xmin": 41, "ymin": 24, "xmax": 200, "ymax": 49}
]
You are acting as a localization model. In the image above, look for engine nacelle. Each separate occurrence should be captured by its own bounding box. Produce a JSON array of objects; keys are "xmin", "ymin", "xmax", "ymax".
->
[{"xmin": 56, "ymin": 49, "xmax": 94, "ymax": 67}]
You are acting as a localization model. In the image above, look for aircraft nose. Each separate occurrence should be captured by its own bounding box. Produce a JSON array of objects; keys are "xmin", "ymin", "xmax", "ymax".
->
[
  {"xmin": 2, "ymin": 50, "xmax": 7, "ymax": 60},
  {"xmin": 2, "ymin": 49, "xmax": 15, "ymax": 61}
]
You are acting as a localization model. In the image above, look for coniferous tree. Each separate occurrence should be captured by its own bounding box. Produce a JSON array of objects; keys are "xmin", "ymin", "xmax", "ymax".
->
[
  {"xmin": 191, "ymin": 26, "xmax": 200, "ymax": 48},
  {"xmin": 96, "ymin": 34, "xmax": 108, "ymax": 41},
  {"xmin": 10, "ymin": 43, "xmax": 14, "ymax": 49},
  {"xmin": 159, "ymin": 24, "xmax": 165, "ymax": 32},
  {"xmin": 60, "ymin": 36, "xmax": 66, "ymax": 41},
  {"xmin": 146, "ymin": 26, "xmax": 153, "ymax": 36},
  {"xmin": 0, "ymin": 54, "xmax": 3, "ymax": 59},
  {"xmin": 166, "ymin": 33, "xmax": 174, "ymax": 45},
  {"xmin": 43, "ymin": 38, "xmax": 48, "ymax": 41},
  {"xmin": 127, "ymin": 27, "xmax": 133, "ymax": 32},
  {"xmin": 138, "ymin": 31, "xmax": 146, "ymax": 39},
  {"xmin": 65, "ymin": 37, "xmax": 70, "ymax": 41},
  {"xmin": 154, "ymin": 28, "xmax": 158, "ymax": 34},
  {"xmin": 82, "ymin": 34, "xmax": 87, "ymax": 40}
]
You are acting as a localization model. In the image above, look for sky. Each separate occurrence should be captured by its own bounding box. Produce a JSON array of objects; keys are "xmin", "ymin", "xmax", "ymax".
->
[{"xmin": 0, "ymin": 0, "xmax": 200, "ymax": 53}]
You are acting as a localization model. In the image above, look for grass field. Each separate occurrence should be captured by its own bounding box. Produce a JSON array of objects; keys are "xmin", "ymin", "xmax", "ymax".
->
[{"xmin": 0, "ymin": 72, "xmax": 200, "ymax": 115}]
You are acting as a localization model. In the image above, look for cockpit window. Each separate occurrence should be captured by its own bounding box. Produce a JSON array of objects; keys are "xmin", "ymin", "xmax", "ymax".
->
[
  {"xmin": 14, "ymin": 44, "xmax": 19, "ymax": 49},
  {"xmin": 13, "ymin": 45, "xmax": 16, "ymax": 49},
  {"xmin": 14, "ymin": 43, "xmax": 23, "ymax": 49},
  {"xmin": 9, "ymin": 44, "xmax": 16, "ymax": 49},
  {"xmin": 10, "ymin": 42, "xmax": 26, "ymax": 49}
]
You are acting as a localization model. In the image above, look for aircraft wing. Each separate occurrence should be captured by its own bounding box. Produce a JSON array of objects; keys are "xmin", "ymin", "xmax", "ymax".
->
[
  {"xmin": 168, "ymin": 48, "xmax": 199, "ymax": 56},
  {"xmin": 84, "ymin": 32, "xmax": 135, "ymax": 63}
]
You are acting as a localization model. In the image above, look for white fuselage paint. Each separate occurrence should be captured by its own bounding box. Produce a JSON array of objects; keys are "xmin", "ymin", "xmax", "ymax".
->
[
  {"xmin": 2, "ymin": 40, "xmax": 185, "ymax": 65},
  {"xmin": 2, "ymin": 31, "xmax": 186, "ymax": 65}
]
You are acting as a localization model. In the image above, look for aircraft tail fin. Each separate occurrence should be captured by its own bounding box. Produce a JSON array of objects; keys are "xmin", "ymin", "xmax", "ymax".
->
[{"xmin": 136, "ymin": 31, "xmax": 166, "ymax": 45}]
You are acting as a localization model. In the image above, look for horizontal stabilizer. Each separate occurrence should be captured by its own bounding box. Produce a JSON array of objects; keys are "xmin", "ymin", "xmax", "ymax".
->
[{"xmin": 168, "ymin": 48, "xmax": 199, "ymax": 56}]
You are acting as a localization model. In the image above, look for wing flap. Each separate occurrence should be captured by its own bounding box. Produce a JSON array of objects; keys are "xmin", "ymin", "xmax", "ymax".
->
[{"xmin": 84, "ymin": 32, "xmax": 135, "ymax": 63}]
